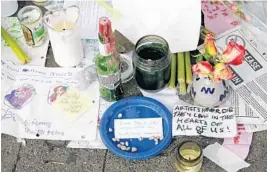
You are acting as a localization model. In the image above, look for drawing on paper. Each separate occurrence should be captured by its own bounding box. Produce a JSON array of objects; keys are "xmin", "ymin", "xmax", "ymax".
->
[
  {"xmin": 52, "ymin": 88, "xmax": 93, "ymax": 119},
  {"xmin": 4, "ymin": 84, "xmax": 36, "ymax": 109},
  {"xmin": 47, "ymin": 85, "xmax": 69, "ymax": 104}
]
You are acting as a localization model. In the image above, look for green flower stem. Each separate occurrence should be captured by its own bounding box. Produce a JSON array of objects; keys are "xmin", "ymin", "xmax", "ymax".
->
[
  {"xmin": 169, "ymin": 53, "xmax": 177, "ymax": 89},
  {"xmin": 185, "ymin": 52, "xmax": 193, "ymax": 85},
  {"xmin": 177, "ymin": 52, "xmax": 186, "ymax": 95}
]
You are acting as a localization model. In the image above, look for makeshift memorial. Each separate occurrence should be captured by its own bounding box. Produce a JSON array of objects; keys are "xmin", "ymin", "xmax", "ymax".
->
[
  {"xmin": 190, "ymin": 33, "xmax": 245, "ymax": 107},
  {"xmin": 1, "ymin": 17, "xmax": 49, "ymax": 66},
  {"xmin": 1, "ymin": 61, "xmax": 99, "ymax": 141},
  {"xmin": 95, "ymin": 17, "xmax": 123, "ymax": 102},
  {"xmin": 100, "ymin": 96, "xmax": 172, "ymax": 160},
  {"xmin": 17, "ymin": 5, "xmax": 46, "ymax": 47},
  {"xmin": 43, "ymin": 6, "xmax": 84, "ymax": 67},
  {"xmin": 174, "ymin": 141, "xmax": 203, "ymax": 172},
  {"xmin": 133, "ymin": 35, "xmax": 171, "ymax": 92}
]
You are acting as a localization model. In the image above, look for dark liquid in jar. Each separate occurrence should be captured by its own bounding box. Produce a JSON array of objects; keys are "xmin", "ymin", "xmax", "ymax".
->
[{"xmin": 135, "ymin": 45, "xmax": 171, "ymax": 91}]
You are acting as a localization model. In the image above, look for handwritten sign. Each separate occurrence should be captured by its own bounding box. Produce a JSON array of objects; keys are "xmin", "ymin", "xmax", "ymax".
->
[
  {"xmin": 52, "ymin": 89, "xmax": 92, "ymax": 119},
  {"xmin": 172, "ymin": 105, "xmax": 237, "ymax": 138},
  {"xmin": 114, "ymin": 118, "xmax": 163, "ymax": 139}
]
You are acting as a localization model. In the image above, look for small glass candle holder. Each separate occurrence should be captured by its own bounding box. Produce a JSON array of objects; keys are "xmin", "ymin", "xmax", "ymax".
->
[
  {"xmin": 174, "ymin": 141, "xmax": 203, "ymax": 172},
  {"xmin": 17, "ymin": 5, "xmax": 45, "ymax": 47}
]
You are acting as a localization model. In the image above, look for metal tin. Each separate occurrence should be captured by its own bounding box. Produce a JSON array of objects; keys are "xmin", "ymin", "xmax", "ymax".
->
[
  {"xmin": 17, "ymin": 5, "xmax": 45, "ymax": 47},
  {"xmin": 133, "ymin": 35, "xmax": 171, "ymax": 92},
  {"xmin": 174, "ymin": 141, "xmax": 203, "ymax": 172}
]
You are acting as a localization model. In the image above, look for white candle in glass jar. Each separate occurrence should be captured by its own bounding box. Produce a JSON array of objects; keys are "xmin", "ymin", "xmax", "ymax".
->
[{"xmin": 43, "ymin": 6, "xmax": 83, "ymax": 67}]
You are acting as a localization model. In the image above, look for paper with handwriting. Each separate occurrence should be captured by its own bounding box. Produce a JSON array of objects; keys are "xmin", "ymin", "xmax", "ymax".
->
[
  {"xmin": 114, "ymin": 118, "xmax": 163, "ymax": 139},
  {"xmin": 172, "ymin": 105, "xmax": 237, "ymax": 138},
  {"xmin": 1, "ymin": 61, "xmax": 99, "ymax": 141}
]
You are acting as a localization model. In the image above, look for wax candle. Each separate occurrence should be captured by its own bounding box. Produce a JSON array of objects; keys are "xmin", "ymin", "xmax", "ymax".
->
[
  {"xmin": 17, "ymin": 5, "xmax": 45, "ymax": 47},
  {"xmin": 43, "ymin": 6, "xmax": 83, "ymax": 67},
  {"xmin": 174, "ymin": 141, "xmax": 203, "ymax": 172}
]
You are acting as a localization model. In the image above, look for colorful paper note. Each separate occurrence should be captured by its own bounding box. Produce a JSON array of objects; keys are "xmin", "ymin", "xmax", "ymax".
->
[{"xmin": 52, "ymin": 88, "xmax": 93, "ymax": 120}]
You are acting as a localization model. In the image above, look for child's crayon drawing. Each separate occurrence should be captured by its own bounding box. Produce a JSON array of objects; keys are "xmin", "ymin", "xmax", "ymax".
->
[
  {"xmin": 4, "ymin": 84, "xmax": 36, "ymax": 109},
  {"xmin": 47, "ymin": 85, "xmax": 69, "ymax": 104}
]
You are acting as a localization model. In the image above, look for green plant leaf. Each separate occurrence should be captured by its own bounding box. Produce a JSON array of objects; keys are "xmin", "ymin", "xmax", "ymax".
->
[{"xmin": 196, "ymin": 55, "xmax": 204, "ymax": 63}]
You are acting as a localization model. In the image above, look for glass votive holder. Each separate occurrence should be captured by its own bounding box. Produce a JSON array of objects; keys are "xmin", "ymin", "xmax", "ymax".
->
[
  {"xmin": 17, "ymin": 5, "xmax": 45, "ymax": 47},
  {"xmin": 174, "ymin": 141, "xmax": 203, "ymax": 172}
]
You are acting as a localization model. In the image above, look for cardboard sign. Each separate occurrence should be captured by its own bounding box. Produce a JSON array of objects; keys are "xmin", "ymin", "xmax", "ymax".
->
[{"xmin": 172, "ymin": 105, "xmax": 237, "ymax": 138}]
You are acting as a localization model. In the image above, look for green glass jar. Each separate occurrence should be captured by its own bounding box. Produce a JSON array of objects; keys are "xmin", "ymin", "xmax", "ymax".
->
[
  {"xmin": 174, "ymin": 141, "xmax": 203, "ymax": 172},
  {"xmin": 133, "ymin": 35, "xmax": 171, "ymax": 92}
]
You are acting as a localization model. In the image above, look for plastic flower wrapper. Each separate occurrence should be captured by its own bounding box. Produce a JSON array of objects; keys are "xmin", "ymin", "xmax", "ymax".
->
[{"xmin": 76, "ymin": 65, "xmax": 98, "ymax": 90}]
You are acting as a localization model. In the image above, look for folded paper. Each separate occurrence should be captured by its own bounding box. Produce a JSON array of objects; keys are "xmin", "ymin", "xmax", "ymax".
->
[
  {"xmin": 112, "ymin": 0, "xmax": 201, "ymax": 53},
  {"xmin": 204, "ymin": 142, "xmax": 250, "ymax": 172}
]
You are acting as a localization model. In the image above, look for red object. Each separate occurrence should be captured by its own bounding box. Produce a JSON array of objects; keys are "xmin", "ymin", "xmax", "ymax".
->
[
  {"xmin": 192, "ymin": 61, "xmax": 213, "ymax": 75},
  {"xmin": 98, "ymin": 17, "xmax": 116, "ymax": 55},
  {"xmin": 222, "ymin": 42, "xmax": 246, "ymax": 66}
]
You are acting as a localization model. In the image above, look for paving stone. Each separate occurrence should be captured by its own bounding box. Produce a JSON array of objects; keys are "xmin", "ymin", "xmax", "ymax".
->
[
  {"xmin": 1, "ymin": 134, "xmax": 22, "ymax": 172},
  {"xmin": 15, "ymin": 139, "xmax": 106, "ymax": 172},
  {"xmin": 240, "ymin": 131, "xmax": 267, "ymax": 172},
  {"xmin": 104, "ymin": 136, "xmax": 223, "ymax": 172}
]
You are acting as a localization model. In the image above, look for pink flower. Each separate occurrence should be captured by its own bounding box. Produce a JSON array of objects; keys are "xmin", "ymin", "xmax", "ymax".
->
[
  {"xmin": 192, "ymin": 61, "xmax": 213, "ymax": 76},
  {"xmin": 213, "ymin": 63, "xmax": 234, "ymax": 82},
  {"xmin": 221, "ymin": 42, "xmax": 246, "ymax": 66}
]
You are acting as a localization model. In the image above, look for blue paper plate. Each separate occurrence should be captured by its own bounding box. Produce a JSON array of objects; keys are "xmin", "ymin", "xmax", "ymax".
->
[{"xmin": 100, "ymin": 96, "xmax": 172, "ymax": 160}]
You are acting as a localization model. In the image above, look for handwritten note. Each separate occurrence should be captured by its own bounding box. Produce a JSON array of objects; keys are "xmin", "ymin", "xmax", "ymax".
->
[
  {"xmin": 172, "ymin": 105, "xmax": 237, "ymax": 138},
  {"xmin": 52, "ymin": 89, "xmax": 93, "ymax": 119},
  {"xmin": 114, "ymin": 118, "xmax": 163, "ymax": 139},
  {"xmin": 1, "ymin": 61, "xmax": 99, "ymax": 141}
]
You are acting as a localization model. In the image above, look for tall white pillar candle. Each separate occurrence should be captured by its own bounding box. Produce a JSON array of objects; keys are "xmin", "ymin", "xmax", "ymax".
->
[{"xmin": 43, "ymin": 6, "xmax": 83, "ymax": 67}]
